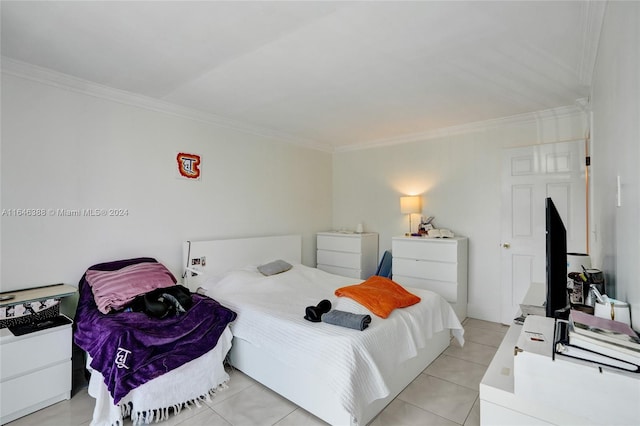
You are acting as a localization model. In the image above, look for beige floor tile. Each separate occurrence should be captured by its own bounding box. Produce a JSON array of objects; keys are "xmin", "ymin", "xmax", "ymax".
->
[
  {"xmin": 425, "ymin": 355, "xmax": 488, "ymax": 390},
  {"xmin": 464, "ymin": 318, "xmax": 509, "ymax": 334},
  {"xmin": 463, "ymin": 397, "xmax": 480, "ymax": 426},
  {"xmin": 273, "ymin": 408, "xmax": 328, "ymax": 426},
  {"xmin": 370, "ymin": 399, "xmax": 459, "ymax": 426},
  {"xmin": 209, "ymin": 383, "xmax": 297, "ymax": 426},
  {"xmin": 463, "ymin": 325, "xmax": 507, "ymax": 348},
  {"xmin": 397, "ymin": 375, "xmax": 478, "ymax": 424},
  {"xmin": 7, "ymin": 388, "xmax": 93, "ymax": 426},
  {"xmin": 176, "ymin": 407, "xmax": 231, "ymax": 426},
  {"xmin": 443, "ymin": 340, "xmax": 498, "ymax": 366}
]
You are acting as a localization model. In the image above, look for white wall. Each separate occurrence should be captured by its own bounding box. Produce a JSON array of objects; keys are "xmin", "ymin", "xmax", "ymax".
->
[
  {"xmin": 332, "ymin": 112, "xmax": 586, "ymax": 323},
  {"xmin": 0, "ymin": 72, "xmax": 333, "ymax": 293},
  {"xmin": 5, "ymin": 5, "xmax": 635, "ymax": 327},
  {"xmin": 590, "ymin": 1, "xmax": 640, "ymax": 330}
]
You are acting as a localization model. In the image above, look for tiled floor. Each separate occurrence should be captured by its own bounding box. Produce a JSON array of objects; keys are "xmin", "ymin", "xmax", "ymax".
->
[{"xmin": 8, "ymin": 318, "xmax": 508, "ymax": 426}]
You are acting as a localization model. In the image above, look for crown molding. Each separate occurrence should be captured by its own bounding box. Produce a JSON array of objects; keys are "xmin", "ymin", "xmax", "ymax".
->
[
  {"xmin": 0, "ymin": 57, "xmax": 334, "ymax": 153},
  {"xmin": 577, "ymin": 0, "xmax": 607, "ymax": 86},
  {"xmin": 336, "ymin": 102, "xmax": 587, "ymax": 153},
  {"xmin": 2, "ymin": 57, "xmax": 588, "ymax": 155}
]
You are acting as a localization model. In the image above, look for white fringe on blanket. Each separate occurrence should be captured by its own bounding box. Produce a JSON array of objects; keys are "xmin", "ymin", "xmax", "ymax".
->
[{"xmin": 126, "ymin": 382, "xmax": 229, "ymax": 426}]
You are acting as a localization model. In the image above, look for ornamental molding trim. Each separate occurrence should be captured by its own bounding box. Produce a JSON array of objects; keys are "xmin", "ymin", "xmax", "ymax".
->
[
  {"xmin": 1, "ymin": 57, "xmax": 333, "ymax": 153},
  {"xmin": 3, "ymin": 56, "xmax": 587, "ymax": 154}
]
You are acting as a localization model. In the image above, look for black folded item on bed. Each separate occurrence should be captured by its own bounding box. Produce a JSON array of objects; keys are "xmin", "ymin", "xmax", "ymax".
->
[
  {"xmin": 128, "ymin": 284, "xmax": 193, "ymax": 319},
  {"xmin": 321, "ymin": 309, "xmax": 371, "ymax": 331},
  {"xmin": 304, "ymin": 299, "xmax": 331, "ymax": 322}
]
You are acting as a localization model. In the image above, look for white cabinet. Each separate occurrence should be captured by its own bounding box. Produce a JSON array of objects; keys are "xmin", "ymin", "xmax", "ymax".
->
[
  {"xmin": 479, "ymin": 323, "xmax": 560, "ymax": 426},
  {"xmin": 392, "ymin": 236, "xmax": 468, "ymax": 321},
  {"xmin": 317, "ymin": 232, "xmax": 379, "ymax": 279},
  {"xmin": 480, "ymin": 315, "xmax": 640, "ymax": 425},
  {"xmin": 0, "ymin": 324, "xmax": 72, "ymax": 424},
  {"xmin": 0, "ymin": 284, "xmax": 76, "ymax": 425}
]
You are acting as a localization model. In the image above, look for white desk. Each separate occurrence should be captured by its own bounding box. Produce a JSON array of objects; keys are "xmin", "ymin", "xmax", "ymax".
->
[
  {"xmin": 480, "ymin": 315, "xmax": 640, "ymax": 425},
  {"xmin": 0, "ymin": 284, "xmax": 76, "ymax": 307}
]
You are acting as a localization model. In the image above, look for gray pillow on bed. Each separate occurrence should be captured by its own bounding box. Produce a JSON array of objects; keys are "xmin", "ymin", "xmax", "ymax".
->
[{"xmin": 257, "ymin": 259, "xmax": 293, "ymax": 276}]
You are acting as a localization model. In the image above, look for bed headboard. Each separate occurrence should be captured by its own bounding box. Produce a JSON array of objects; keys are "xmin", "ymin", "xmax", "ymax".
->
[{"xmin": 182, "ymin": 234, "xmax": 302, "ymax": 291}]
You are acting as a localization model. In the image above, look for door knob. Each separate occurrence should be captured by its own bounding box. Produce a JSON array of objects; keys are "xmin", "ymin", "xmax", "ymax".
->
[{"xmin": 502, "ymin": 243, "xmax": 511, "ymax": 249}]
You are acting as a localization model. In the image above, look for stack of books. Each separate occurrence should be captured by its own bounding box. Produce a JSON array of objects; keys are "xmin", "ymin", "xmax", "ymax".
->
[{"xmin": 554, "ymin": 309, "xmax": 640, "ymax": 373}]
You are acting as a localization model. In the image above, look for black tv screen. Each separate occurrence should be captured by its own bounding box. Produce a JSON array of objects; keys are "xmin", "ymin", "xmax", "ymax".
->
[{"xmin": 545, "ymin": 197, "xmax": 569, "ymax": 318}]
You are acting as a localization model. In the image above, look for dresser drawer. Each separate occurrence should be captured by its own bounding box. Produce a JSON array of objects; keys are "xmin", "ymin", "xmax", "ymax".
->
[
  {"xmin": 393, "ymin": 275, "xmax": 458, "ymax": 302},
  {"xmin": 317, "ymin": 235, "xmax": 362, "ymax": 253},
  {"xmin": 0, "ymin": 325, "xmax": 72, "ymax": 381},
  {"xmin": 317, "ymin": 232, "xmax": 378, "ymax": 280},
  {"xmin": 393, "ymin": 239, "xmax": 458, "ymax": 262},
  {"xmin": 317, "ymin": 249, "xmax": 362, "ymax": 269},
  {"xmin": 317, "ymin": 264, "xmax": 362, "ymax": 280},
  {"xmin": 392, "ymin": 236, "xmax": 467, "ymax": 321},
  {"xmin": 0, "ymin": 360, "xmax": 71, "ymax": 420},
  {"xmin": 393, "ymin": 258, "xmax": 457, "ymax": 282}
]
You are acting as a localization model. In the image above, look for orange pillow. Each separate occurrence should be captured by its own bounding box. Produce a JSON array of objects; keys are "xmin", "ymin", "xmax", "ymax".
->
[{"xmin": 334, "ymin": 276, "xmax": 420, "ymax": 318}]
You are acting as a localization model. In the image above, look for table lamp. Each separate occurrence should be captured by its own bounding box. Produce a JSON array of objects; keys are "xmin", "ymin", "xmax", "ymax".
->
[{"xmin": 400, "ymin": 196, "xmax": 421, "ymax": 234}]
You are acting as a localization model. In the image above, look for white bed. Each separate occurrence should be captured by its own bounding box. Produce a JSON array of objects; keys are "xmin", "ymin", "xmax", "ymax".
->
[{"xmin": 182, "ymin": 235, "xmax": 464, "ymax": 426}]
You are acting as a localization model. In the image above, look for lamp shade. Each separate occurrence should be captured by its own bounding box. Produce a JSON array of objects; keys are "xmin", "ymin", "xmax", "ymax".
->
[{"xmin": 400, "ymin": 196, "xmax": 421, "ymax": 214}]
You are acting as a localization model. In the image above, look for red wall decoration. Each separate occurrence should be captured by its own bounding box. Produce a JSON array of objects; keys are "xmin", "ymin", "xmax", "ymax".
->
[{"xmin": 176, "ymin": 152, "xmax": 201, "ymax": 180}]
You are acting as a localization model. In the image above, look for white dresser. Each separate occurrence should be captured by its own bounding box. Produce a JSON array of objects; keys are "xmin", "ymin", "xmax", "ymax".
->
[
  {"xmin": 392, "ymin": 236, "xmax": 468, "ymax": 321},
  {"xmin": 316, "ymin": 232, "xmax": 379, "ymax": 279},
  {"xmin": 1, "ymin": 325, "xmax": 72, "ymax": 424},
  {"xmin": 0, "ymin": 284, "xmax": 76, "ymax": 425}
]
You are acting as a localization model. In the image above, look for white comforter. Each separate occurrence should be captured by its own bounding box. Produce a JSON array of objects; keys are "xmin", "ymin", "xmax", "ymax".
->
[{"xmin": 201, "ymin": 264, "xmax": 464, "ymax": 422}]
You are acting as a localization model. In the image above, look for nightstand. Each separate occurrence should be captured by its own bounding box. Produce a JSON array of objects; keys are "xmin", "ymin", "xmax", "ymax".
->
[
  {"xmin": 316, "ymin": 232, "xmax": 379, "ymax": 279},
  {"xmin": 0, "ymin": 284, "xmax": 76, "ymax": 425}
]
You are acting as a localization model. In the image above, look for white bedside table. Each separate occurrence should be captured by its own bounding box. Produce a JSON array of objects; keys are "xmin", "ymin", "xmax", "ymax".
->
[{"xmin": 0, "ymin": 284, "xmax": 76, "ymax": 424}]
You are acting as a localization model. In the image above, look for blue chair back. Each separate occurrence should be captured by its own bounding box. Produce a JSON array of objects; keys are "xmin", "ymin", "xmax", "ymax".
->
[{"xmin": 375, "ymin": 250, "xmax": 393, "ymax": 278}]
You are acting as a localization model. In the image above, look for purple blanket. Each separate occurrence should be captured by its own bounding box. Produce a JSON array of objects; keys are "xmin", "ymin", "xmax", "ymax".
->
[{"xmin": 73, "ymin": 258, "xmax": 236, "ymax": 404}]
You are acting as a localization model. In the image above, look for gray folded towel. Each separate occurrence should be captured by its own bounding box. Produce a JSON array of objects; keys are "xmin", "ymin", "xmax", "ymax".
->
[{"xmin": 321, "ymin": 309, "xmax": 371, "ymax": 331}]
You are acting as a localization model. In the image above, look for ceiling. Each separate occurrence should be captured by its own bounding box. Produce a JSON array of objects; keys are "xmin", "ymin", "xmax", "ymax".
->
[{"xmin": 1, "ymin": 1, "xmax": 604, "ymax": 151}]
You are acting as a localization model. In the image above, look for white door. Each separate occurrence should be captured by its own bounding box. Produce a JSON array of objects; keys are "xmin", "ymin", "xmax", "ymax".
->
[{"xmin": 500, "ymin": 140, "xmax": 587, "ymax": 324}]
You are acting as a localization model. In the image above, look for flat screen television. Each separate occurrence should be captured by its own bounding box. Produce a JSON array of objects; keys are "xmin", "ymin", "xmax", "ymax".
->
[{"xmin": 545, "ymin": 197, "xmax": 569, "ymax": 318}]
